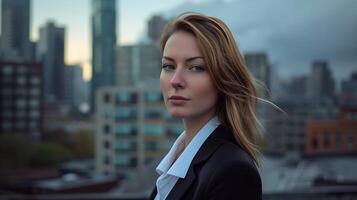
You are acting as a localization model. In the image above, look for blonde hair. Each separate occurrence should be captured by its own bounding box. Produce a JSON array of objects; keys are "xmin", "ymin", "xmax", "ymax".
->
[{"xmin": 160, "ymin": 12, "xmax": 262, "ymax": 166}]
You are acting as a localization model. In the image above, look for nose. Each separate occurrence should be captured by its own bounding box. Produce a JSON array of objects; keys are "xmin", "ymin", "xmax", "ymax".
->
[{"xmin": 170, "ymin": 68, "xmax": 185, "ymax": 88}]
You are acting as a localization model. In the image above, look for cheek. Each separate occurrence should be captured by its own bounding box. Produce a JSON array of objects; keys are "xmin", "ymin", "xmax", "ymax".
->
[{"xmin": 192, "ymin": 78, "xmax": 218, "ymax": 103}]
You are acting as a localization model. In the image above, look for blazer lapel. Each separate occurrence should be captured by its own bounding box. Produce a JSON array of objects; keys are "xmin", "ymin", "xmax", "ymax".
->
[{"xmin": 165, "ymin": 125, "xmax": 230, "ymax": 200}]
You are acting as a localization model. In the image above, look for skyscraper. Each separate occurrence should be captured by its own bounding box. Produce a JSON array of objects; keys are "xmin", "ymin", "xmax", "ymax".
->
[
  {"xmin": 64, "ymin": 65, "xmax": 86, "ymax": 109},
  {"xmin": 308, "ymin": 60, "xmax": 335, "ymax": 99},
  {"xmin": 91, "ymin": 0, "xmax": 117, "ymax": 112},
  {"xmin": 244, "ymin": 52, "xmax": 271, "ymax": 99},
  {"xmin": 116, "ymin": 44, "xmax": 161, "ymax": 87},
  {"xmin": 0, "ymin": 0, "xmax": 31, "ymax": 60},
  {"xmin": 147, "ymin": 15, "xmax": 168, "ymax": 45},
  {"xmin": 37, "ymin": 21, "xmax": 65, "ymax": 103}
]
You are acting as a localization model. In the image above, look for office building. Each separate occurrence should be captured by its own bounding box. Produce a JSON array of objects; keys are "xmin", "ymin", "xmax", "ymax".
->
[
  {"xmin": 64, "ymin": 64, "xmax": 86, "ymax": 109},
  {"xmin": 244, "ymin": 52, "xmax": 271, "ymax": 99},
  {"xmin": 0, "ymin": 61, "xmax": 42, "ymax": 138},
  {"xmin": 340, "ymin": 72, "xmax": 357, "ymax": 107},
  {"xmin": 116, "ymin": 44, "xmax": 161, "ymax": 87},
  {"xmin": 264, "ymin": 98, "xmax": 339, "ymax": 155},
  {"xmin": 306, "ymin": 108, "xmax": 357, "ymax": 156},
  {"xmin": 95, "ymin": 82, "xmax": 182, "ymax": 178},
  {"xmin": 308, "ymin": 60, "xmax": 335, "ymax": 99},
  {"xmin": 147, "ymin": 15, "xmax": 168, "ymax": 45},
  {"xmin": 37, "ymin": 21, "xmax": 65, "ymax": 103},
  {"xmin": 0, "ymin": 0, "xmax": 31, "ymax": 60},
  {"xmin": 91, "ymin": 0, "xmax": 117, "ymax": 111}
]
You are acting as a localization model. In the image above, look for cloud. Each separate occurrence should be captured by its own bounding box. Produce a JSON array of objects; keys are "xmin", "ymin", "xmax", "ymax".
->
[{"xmin": 162, "ymin": 0, "xmax": 357, "ymax": 80}]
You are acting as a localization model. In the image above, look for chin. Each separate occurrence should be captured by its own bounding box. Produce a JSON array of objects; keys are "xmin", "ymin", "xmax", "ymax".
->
[{"xmin": 168, "ymin": 109, "xmax": 189, "ymax": 118}]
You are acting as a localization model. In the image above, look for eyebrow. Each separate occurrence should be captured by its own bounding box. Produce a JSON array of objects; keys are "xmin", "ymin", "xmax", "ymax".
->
[{"xmin": 162, "ymin": 56, "xmax": 204, "ymax": 62}]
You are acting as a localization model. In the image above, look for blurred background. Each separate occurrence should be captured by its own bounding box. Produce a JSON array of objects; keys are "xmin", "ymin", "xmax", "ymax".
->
[{"xmin": 0, "ymin": 0, "xmax": 356, "ymax": 199}]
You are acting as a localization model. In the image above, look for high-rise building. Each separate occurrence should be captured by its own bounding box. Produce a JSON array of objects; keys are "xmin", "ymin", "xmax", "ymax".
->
[
  {"xmin": 340, "ymin": 72, "xmax": 357, "ymax": 107},
  {"xmin": 64, "ymin": 65, "xmax": 86, "ymax": 109},
  {"xmin": 244, "ymin": 52, "xmax": 271, "ymax": 99},
  {"xmin": 0, "ymin": 0, "xmax": 31, "ymax": 60},
  {"xmin": 0, "ymin": 61, "xmax": 42, "ymax": 138},
  {"xmin": 308, "ymin": 60, "xmax": 335, "ymax": 99},
  {"xmin": 95, "ymin": 82, "xmax": 182, "ymax": 179},
  {"xmin": 91, "ymin": 0, "xmax": 117, "ymax": 112},
  {"xmin": 116, "ymin": 44, "xmax": 161, "ymax": 87},
  {"xmin": 37, "ymin": 21, "xmax": 65, "ymax": 103},
  {"xmin": 264, "ymin": 98, "xmax": 339, "ymax": 155},
  {"xmin": 147, "ymin": 15, "xmax": 168, "ymax": 45}
]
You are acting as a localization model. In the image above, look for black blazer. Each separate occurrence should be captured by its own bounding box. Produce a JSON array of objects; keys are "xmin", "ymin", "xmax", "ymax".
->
[{"xmin": 148, "ymin": 125, "xmax": 262, "ymax": 200}]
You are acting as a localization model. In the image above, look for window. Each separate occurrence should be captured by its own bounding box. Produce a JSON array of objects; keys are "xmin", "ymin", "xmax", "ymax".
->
[
  {"xmin": 17, "ymin": 77, "xmax": 26, "ymax": 85},
  {"xmin": 116, "ymin": 141, "xmax": 135, "ymax": 151},
  {"xmin": 335, "ymin": 132, "xmax": 341, "ymax": 150},
  {"xmin": 311, "ymin": 134, "xmax": 319, "ymax": 150},
  {"xmin": 115, "ymin": 155, "xmax": 132, "ymax": 167},
  {"xmin": 29, "ymin": 110, "xmax": 39, "ymax": 119},
  {"xmin": 29, "ymin": 99, "xmax": 39, "ymax": 107},
  {"xmin": 115, "ymin": 124, "xmax": 136, "ymax": 135},
  {"xmin": 323, "ymin": 130, "xmax": 330, "ymax": 149},
  {"xmin": 144, "ymin": 92, "xmax": 162, "ymax": 103},
  {"xmin": 16, "ymin": 99, "xmax": 26, "ymax": 108},
  {"xmin": 29, "ymin": 88, "xmax": 40, "ymax": 96},
  {"xmin": 144, "ymin": 109, "xmax": 161, "ymax": 119},
  {"xmin": 115, "ymin": 108, "xmax": 136, "ymax": 120},
  {"xmin": 30, "ymin": 76, "xmax": 40, "ymax": 85},
  {"xmin": 347, "ymin": 131, "xmax": 354, "ymax": 150},
  {"xmin": 104, "ymin": 155, "xmax": 111, "ymax": 165},
  {"xmin": 103, "ymin": 124, "xmax": 111, "ymax": 134},
  {"xmin": 104, "ymin": 140, "xmax": 111, "ymax": 149},
  {"xmin": 17, "ymin": 66, "xmax": 27, "ymax": 74},
  {"xmin": 2, "ymin": 65, "xmax": 14, "ymax": 74},
  {"xmin": 143, "ymin": 124, "xmax": 163, "ymax": 136},
  {"xmin": 103, "ymin": 93, "xmax": 111, "ymax": 103},
  {"xmin": 145, "ymin": 141, "xmax": 159, "ymax": 151}
]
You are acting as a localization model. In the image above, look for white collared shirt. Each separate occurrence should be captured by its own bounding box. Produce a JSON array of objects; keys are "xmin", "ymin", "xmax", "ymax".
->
[{"xmin": 154, "ymin": 116, "xmax": 220, "ymax": 200}]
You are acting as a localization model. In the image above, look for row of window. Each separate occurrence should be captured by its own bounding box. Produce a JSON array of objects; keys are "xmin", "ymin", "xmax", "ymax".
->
[
  {"xmin": 1, "ymin": 110, "xmax": 40, "ymax": 119},
  {"xmin": 310, "ymin": 131, "xmax": 355, "ymax": 150},
  {"xmin": 102, "ymin": 123, "xmax": 182, "ymax": 137},
  {"xmin": 1, "ymin": 65, "xmax": 38, "ymax": 74},
  {"xmin": 1, "ymin": 88, "xmax": 41, "ymax": 96},
  {"xmin": 1, "ymin": 121, "xmax": 39, "ymax": 130},
  {"xmin": 103, "ymin": 92, "xmax": 163, "ymax": 104}
]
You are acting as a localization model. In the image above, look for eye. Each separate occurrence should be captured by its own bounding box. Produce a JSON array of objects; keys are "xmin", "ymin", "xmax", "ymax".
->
[
  {"xmin": 189, "ymin": 65, "xmax": 206, "ymax": 72},
  {"xmin": 162, "ymin": 64, "xmax": 175, "ymax": 71}
]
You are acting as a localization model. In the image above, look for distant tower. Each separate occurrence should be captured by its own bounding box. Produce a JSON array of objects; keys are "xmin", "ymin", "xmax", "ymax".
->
[
  {"xmin": 91, "ymin": 0, "xmax": 117, "ymax": 112},
  {"xmin": 37, "ymin": 21, "xmax": 65, "ymax": 103},
  {"xmin": 116, "ymin": 44, "xmax": 161, "ymax": 87},
  {"xmin": 0, "ymin": 0, "xmax": 31, "ymax": 60},
  {"xmin": 308, "ymin": 60, "xmax": 335, "ymax": 99},
  {"xmin": 244, "ymin": 52, "xmax": 271, "ymax": 99},
  {"xmin": 147, "ymin": 15, "xmax": 168, "ymax": 45}
]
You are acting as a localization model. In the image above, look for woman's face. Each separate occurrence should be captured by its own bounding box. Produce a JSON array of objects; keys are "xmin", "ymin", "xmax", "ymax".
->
[{"xmin": 160, "ymin": 31, "xmax": 218, "ymax": 120}]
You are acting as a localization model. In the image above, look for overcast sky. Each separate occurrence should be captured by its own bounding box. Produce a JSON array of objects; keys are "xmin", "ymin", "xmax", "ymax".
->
[
  {"xmin": 31, "ymin": 0, "xmax": 356, "ymax": 81},
  {"xmin": 161, "ymin": 0, "xmax": 357, "ymax": 81}
]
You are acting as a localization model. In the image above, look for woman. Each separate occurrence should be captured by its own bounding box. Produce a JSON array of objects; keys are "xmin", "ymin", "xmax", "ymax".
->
[{"xmin": 149, "ymin": 12, "xmax": 262, "ymax": 200}]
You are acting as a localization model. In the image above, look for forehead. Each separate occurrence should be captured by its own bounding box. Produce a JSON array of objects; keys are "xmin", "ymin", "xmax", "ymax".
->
[{"xmin": 163, "ymin": 31, "xmax": 203, "ymax": 61}]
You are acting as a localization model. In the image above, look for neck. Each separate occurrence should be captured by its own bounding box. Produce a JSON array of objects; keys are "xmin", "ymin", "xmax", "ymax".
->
[{"xmin": 182, "ymin": 110, "xmax": 216, "ymax": 147}]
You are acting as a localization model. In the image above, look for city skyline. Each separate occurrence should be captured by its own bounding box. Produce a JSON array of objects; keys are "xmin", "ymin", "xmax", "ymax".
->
[
  {"xmin": 29, "ymin": 0, "xmax": 357, "ymax": 82},
  {"xmin": 32, "ymin": 0, "xmax": 185, "ymax": 80}
]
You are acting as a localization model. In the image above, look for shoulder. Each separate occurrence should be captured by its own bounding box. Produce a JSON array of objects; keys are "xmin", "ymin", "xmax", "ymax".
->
[
  {"xmin": 208, "ymin": 141, "xmax": 259, "ymax": 181},
  {"xmin": 200, "ymin": 128, "xmax": 262, "ymax": 199}
]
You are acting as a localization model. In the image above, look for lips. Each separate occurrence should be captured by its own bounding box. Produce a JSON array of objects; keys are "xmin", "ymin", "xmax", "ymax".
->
[
  {"xmin": 168, "ymin": 95, "xmax": 190, "ymax": 105},
  {"xmin": 168, "ymin": 95, "xmax": 190, "ymax": 100}
]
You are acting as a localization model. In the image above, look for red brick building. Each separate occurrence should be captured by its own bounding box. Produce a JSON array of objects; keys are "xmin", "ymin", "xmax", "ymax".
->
[{"xmin": 306, "ymin": 108, "xmax": 357, "ymax": 155}]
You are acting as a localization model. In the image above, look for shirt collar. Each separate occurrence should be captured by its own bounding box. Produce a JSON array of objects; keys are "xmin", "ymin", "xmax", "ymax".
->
[{"xmin": 156, "ymin": 116, "xmax": 220, "ymax": 178}]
